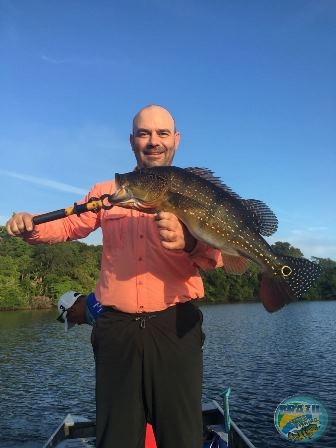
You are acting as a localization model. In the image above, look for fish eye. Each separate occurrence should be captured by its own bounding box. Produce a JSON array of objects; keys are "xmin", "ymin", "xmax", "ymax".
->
[{"xmin": 281, "ymin": 265, "xmax": 292, "ymax": 277}]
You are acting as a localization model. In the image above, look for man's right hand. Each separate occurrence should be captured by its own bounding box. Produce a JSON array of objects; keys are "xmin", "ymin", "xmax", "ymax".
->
[{"xmin": 6, "ymin": 212, "xmax": 35, "ymax": 237}]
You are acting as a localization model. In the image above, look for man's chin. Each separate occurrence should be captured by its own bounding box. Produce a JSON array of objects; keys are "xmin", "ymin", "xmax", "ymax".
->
[
  {"xmin": 142, "ymin": 159, "xmax": 166, "ymax": 168},
  {"xmin": 137, "ymin": 153, "xmax": 175, "ymax": 168}
]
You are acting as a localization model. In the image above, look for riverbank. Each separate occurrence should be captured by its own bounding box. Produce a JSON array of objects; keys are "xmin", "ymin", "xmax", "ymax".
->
[
  {"xmin": 0, "ymin": 296, "xmax": 256, "ymax": 311},
  {"xmin": 0, "ymin": 295, "xmax": 54, "ymax": 311},
  {"xmin": 1, "ymin": 296, "xmax": 335, "ymax": 312}
]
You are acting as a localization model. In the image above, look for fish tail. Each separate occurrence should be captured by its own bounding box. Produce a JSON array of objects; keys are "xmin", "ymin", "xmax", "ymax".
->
[{"xmin": 260, "ymin": 256, "xmax": 322, "ymax": 313}]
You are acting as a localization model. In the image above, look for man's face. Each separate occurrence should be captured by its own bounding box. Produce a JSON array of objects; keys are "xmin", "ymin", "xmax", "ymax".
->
[
  {"xmin": 66, "ymin": 298, "xmax": 86, "ymax": 325},
  {"xmin": 130, "ymin": 106, "xmax": 180, "ymax": 168}
]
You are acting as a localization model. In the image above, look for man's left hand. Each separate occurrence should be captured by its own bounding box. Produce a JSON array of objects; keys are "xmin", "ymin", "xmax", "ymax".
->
[{"xmin": 155, "ymin": 212, "xmax": 197, "ymax": 252}]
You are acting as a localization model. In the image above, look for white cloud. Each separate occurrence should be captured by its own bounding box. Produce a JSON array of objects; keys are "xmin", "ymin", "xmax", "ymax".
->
[
  {"xmin": 39, "ymin": 54, "xmax": 130, "ymax": 67},
  {"xmin": 0, "ymin": 122, "xmax": 133, "ymax": 182},
  {"xmin": 269, "ymin": 227, "xmax": 336, "ymax": 260},
  {"xmin": 40, "ymin": 54, "xmax": 65, "ymax": 64},
  {"xmin": 0, "ymin": 170, "xmax": 86, "ymax": 195}
]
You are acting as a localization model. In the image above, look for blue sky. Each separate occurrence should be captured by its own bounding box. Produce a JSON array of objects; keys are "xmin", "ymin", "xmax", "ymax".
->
[{"xmin": 1, "ymin": 0, "xmax": 335, "ymax": 259}]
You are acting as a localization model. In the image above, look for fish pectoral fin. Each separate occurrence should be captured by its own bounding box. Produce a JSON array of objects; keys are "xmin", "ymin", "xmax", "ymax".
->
[
  {"xmin": 221, "ymin": 253, "xmax": 250, "ymax": 275},
  {"xmin": 260, "ymin": 274, "xmax": 294, "ymax": 313}
]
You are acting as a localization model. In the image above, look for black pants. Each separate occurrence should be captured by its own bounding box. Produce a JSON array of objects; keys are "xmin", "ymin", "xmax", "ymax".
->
[{"xmin": 92, "ymin": 301, "xmax": 204, "ymax": 448}]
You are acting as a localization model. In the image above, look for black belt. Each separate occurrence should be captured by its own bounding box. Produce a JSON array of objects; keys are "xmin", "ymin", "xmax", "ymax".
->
[{"xmin": 102, "ymin": 302, "xmax": 194, "ymax": 328}]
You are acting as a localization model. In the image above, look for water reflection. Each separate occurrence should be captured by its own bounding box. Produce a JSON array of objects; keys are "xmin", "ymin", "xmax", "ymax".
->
[
  {"xmin": 0, "ymin": 310, "xmax": 95, "ymax": 447},
  {"xmin": 0, "ymin": 302, "xmax": 335, "ymax": 447},
  {"xmin": 202, "ymin": 301, "xmax": 336, "ymax": 447}
]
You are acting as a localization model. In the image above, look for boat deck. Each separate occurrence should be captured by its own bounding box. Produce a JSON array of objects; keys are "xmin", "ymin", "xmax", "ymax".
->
[{"xmin": 44, "ymin": 397, "xmax": 256, "ymax": 448}]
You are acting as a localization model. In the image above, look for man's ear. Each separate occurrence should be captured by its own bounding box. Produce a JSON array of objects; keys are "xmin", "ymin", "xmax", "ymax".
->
[
  {"xmin": 130, "ymin": 133, "xmax": 134, "ymax": 151},
  {"xmin": 174, "ymin": 131, "xmax": 181, "ymax": 150}
]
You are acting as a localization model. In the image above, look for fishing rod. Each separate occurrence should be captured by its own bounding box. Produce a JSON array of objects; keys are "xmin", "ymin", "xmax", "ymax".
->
[{"xmin": 32, "ymin": 194, "xmax": 114, "ymax": 225}]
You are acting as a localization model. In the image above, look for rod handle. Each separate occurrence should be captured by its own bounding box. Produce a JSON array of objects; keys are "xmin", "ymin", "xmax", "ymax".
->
[{"xmin": 32, "ymin": 209, "xmax": 67, "ymax": 225}]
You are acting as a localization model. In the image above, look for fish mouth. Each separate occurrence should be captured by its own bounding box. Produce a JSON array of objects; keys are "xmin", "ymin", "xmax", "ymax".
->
[
  {"xmin": 113, "ymin": 198, "xmax": 160, "ymax": 214},
  {"xmin": 109, "ymin": 171, "xmax": 166, "ymax": 212},
  {"xmin": 109, "ymin": 187, "xmax": 134, "ymax": 204},
  {"xmin": 109, "ymin": 189, "xmax": 159, "ymax": 212}
]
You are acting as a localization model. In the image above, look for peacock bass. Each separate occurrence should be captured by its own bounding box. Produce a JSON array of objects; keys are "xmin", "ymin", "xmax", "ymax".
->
[{"xmin": 108, "ymin": 166, "xmax": 321, "ymax": 312}]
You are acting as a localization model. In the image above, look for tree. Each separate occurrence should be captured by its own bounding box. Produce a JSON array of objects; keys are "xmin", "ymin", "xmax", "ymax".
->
[
  {"xmin": 271, "ymin": 241, "xmax": 304, "ymax": 258},
  {"xmin": 304, "ymin": 257, "xmax": 336, "ymax": 300},
  {"xmin": 0, "ymin": 226, "xmax": 334, "ymax": 309}
]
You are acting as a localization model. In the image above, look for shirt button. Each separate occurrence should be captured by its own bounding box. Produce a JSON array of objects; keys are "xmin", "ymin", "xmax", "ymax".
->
[
  {"xmin": 138, "ymin": 257, "xmax": 142, "ymax": 261},
  {"xmin": 140, "ymin": 234, "xmax": 144, "ymax": 238}
]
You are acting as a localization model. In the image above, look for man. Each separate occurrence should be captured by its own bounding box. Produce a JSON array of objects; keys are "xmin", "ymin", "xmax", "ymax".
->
[
  {"xmin": 6, "ymin": 105, "xmax": 222, "ymax": 448},
  {"xmin": 56, "ymin": 290, "xmax": 103, "ymax": 331}
]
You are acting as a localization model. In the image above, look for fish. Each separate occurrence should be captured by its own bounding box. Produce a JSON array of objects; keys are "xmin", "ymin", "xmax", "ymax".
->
[
  {"xmin": 288, "ymin": 423, "xmax": 320, "ymax": 441},
  {"xmin": 108, "ymin": 166, "xmax": 321, "ymax": 312}
]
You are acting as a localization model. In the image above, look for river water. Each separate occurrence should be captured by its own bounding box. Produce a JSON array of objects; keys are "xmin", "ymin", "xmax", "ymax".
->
[{"xmin": 0, "ymin": 301, "xmax": 335, "ymax": 447}]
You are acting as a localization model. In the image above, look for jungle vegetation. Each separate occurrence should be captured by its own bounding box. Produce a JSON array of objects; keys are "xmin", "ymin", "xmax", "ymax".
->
[{"xmin": 0, "ymin": 226, "xmax": 335, "ymax": 310}]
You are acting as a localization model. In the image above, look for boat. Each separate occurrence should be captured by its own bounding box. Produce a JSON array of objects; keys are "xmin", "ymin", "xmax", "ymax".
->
[{"xmin": 43, "ymin": 388, "xmax": 256, "ymax": 448}]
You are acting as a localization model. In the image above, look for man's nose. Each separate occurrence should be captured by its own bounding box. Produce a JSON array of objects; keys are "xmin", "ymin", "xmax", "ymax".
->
[{"xmin": 148, "ymin": 132, "xmax": 160, "ymax": 146}]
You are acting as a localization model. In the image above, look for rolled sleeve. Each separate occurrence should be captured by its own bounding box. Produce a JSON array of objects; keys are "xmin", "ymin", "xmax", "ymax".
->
[{"xmin": 188, "ymin": 241, "xmax": 223, "ymax": 271}]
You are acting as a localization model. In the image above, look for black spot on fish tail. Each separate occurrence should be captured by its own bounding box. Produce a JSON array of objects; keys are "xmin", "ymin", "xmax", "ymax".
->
[
  {"xmin": 260, "ymin": 256, "xmax": 322, "ymax": 313},
  {"xmin": 279, "ymin": 255, "xmax": 322, "ymax": 298}
]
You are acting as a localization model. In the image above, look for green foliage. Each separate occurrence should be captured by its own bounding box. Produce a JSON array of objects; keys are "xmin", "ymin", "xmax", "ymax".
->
[
  {"xmin": 0, "ymin": 225, "xmax": 335, "ymax": 309},
  {"xmin": 0, "ymin": 255, "xmax": 30, "ymax": 308},
  {"xmin": 201, "ymin": 262, "xmax": 260, "ymax": 303},
  {"xmin": 304, "ymin": 257, "xmax": 336, "ymax": 301},
  {"xmin": 271, "ymin": 241, "xmax": 304, "ymax": 258},
  {"xmin": 0, "ymin": 226, "xmax": 101, "ymax": 309}
]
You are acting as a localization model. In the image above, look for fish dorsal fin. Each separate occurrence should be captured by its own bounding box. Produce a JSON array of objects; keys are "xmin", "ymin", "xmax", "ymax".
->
[
  {"xmin": 242, "ymin": 199, "xmax": 278, "ymax": 236},
  {"xmin": 184, "ymin": 167, "xmax": 278, "ymax": 236},
  {"xmin": 184, "ymin": 167, "xmax": 242, "ymax": 200}
]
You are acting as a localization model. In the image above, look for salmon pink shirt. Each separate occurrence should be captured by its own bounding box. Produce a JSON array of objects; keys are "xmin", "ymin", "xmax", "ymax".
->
[{"xmin": 25, "ymin": 180, "xmax": 222, "ymax": 313}]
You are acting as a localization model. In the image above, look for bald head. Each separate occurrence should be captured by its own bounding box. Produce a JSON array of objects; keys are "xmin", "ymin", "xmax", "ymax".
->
[
  {"xmin": 130, "ymin": 105, "xmax": 180, "ymax": 168},
  {"xmin": 132, "ymin": 105, "xmax": 176, "ymax": 133}
]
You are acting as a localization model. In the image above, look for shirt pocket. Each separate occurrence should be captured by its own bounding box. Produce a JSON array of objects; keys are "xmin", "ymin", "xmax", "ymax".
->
[{"xmin": 102, "ymin": 211, "xmax": 128, "ymax": 250}]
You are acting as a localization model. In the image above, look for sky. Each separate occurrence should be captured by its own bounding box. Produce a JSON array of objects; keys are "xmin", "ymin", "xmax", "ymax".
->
[{"xmin": 1, "ymin": 0, "xmax": 335, "ymax": 260}]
